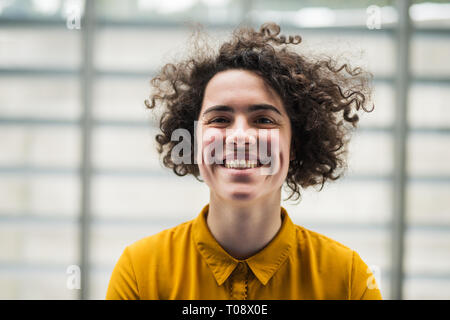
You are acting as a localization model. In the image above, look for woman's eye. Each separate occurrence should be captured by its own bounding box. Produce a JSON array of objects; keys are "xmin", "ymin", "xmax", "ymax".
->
[
  {"xmin": 209, "ymin": 118, "xmax": 228, "ymax": 123},
  {"xmin": 256, "ymin": 117, "xmax": 274, "ymax": 124}
]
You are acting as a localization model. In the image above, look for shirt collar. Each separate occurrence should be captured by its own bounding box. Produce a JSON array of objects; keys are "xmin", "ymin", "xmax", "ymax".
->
[{"xmin": 192, "ymin": 203, "xmax": 296, "ymax": 286}]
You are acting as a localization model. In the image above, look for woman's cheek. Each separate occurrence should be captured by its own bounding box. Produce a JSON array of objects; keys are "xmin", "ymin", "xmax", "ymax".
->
[
  {"xmin": 197, "ymin": 127, "xmax": 224, "ymax": 168},
  {"xmin": 259, "ymin": 130, "xmax": 281, "ymax": 176}
]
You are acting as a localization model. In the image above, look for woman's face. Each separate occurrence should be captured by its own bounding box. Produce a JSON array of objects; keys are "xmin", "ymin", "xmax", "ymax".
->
[{"xmin": 196, "ymin": 69, "xmax": 293, "ymax": 203}]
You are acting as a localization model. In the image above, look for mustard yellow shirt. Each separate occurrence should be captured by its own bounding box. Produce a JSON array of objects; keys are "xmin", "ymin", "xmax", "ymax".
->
[{"xmin": 106, "ymin": 203, "xmax": 382, "ymax": 300}]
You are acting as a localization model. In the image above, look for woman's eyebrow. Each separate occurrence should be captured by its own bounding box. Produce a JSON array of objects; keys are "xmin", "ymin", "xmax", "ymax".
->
[{"xmin": 203, "ymin": 104, "xmax": 282, "ymax": 116}]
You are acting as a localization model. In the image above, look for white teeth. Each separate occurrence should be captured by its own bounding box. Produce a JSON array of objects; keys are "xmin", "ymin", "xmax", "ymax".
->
[{"xmin": 224, "ymin": 159, "xmax": 258, "ymax": 169}]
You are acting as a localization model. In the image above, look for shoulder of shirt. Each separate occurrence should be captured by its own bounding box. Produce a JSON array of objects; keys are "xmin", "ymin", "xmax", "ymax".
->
[
  {"xmin": 125, "ymin": 218, "xmax": 194, "ymax": 256},
  {"xmin": 292, "ymin": 222, "xmax": 355, "ymax": 257}
]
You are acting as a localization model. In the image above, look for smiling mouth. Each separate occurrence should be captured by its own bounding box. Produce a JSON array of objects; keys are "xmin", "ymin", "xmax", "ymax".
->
[{"xmin": 218, "ymin": 159, "xmax": 267, "ymax": 170}]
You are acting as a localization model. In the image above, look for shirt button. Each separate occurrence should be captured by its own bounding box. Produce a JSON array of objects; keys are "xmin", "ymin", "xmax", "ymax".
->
[{"xmin": 236, "ymin": 262, "xmax": 245, "ymax": 272}]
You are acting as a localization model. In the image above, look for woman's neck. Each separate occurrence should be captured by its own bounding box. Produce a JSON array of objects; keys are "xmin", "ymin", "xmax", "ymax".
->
[{"xmin": 206, "ymin": 190, "xmax": 283, "ymax": 260}]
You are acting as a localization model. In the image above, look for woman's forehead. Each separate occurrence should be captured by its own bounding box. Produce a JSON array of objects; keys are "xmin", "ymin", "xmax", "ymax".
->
[{"xmin": 202, "ymin": 69, "xmax": 284, "ymax": 113}]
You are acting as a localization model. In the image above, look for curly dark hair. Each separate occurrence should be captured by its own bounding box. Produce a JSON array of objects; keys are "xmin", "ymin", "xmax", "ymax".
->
[{"xmin": 144, "ymin": 22, "xmax": 374, "ymax": 203}]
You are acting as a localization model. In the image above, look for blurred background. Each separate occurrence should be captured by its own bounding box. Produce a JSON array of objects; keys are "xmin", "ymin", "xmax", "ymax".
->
[{"xmin": 0, "ymin": 0, "xmax": 449, "ymax": 300}]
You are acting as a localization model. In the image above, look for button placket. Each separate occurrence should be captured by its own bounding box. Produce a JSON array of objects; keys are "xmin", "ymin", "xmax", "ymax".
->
[{"xmin": 230, "ymin": 262, "xmax": 249, "ymax": 300}]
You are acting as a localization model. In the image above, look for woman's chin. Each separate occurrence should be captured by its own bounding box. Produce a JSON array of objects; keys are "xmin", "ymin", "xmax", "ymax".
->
[
  {"xmin": 218, "ymin": 187, "xmax": 260, "ymax": 202},
  {"xmin": 229, "ymin": 193, "xmax": 255, "ymax": 201}
]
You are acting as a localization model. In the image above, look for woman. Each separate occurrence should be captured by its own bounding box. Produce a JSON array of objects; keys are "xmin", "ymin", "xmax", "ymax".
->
[{"xmin": 106, "ymin": 22, "xmax": 382, "ymax": 300}]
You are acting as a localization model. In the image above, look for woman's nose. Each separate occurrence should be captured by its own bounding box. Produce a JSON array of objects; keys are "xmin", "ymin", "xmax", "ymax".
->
[{"xmin": 225, "ymin": 118, "xmax": 257, "ymax": 147}]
